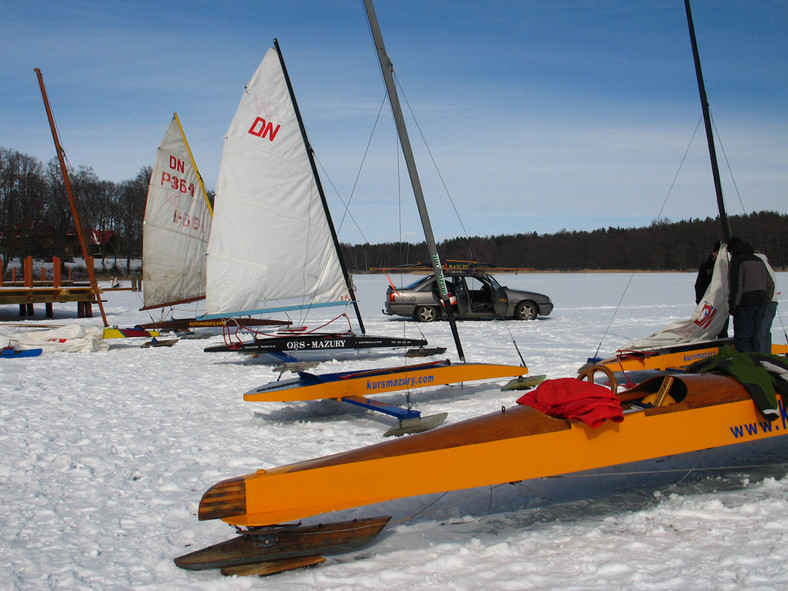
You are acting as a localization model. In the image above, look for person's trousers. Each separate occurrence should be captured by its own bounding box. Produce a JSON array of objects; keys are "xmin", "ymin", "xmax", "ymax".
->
[
  {"xmin": 757, "ymin": 301, "xmax": 777, "ymax": 353},
  {"xmin": 733, "ymin": 305, "xmax": 766, "ymax": 353}
]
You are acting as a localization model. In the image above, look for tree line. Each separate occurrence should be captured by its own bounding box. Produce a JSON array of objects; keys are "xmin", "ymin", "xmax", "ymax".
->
[
  {"xmin": 341, "ymin": 211, "xmax": 788, "ymax": 272},
  {"xmin": 2, "ymin": 146, "xmax": 786, "ymax": 277}
]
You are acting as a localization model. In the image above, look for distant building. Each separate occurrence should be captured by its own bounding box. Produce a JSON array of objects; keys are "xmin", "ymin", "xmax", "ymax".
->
[
  {"xmin": 1, "ymin": 222, "xmax": 118, "ymax": 260},
  {"xmin": 66, "ymin": 229, "xmax": 118, "ymax": 258}
]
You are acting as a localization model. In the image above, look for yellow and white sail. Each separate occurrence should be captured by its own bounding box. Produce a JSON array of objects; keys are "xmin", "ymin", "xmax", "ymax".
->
[{"xmin": 142, "ymin": 114, "xmax": 212, "ymax": 310}]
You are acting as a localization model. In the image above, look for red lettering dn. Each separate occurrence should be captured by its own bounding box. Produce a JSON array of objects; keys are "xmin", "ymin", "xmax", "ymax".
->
[
  {"xmin": 248, "ymin": 117, "xmax": 281, "ymax": 141},
  {"xmin": 169, "ymin": 156, "xmax": 185, "ymax": 173}
]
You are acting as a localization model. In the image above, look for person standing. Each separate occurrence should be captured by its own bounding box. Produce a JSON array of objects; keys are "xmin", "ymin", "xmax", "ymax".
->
[
  {"xmin": 694, "ymin": 240, "xmax": 720, "ymax": 304},
  {"xmin": 694, "ymin": 240, "xmax": 728, "ymax": 338},
  {"xmin": 727, "ymin": 237, "xmax": 775, "ymax": 353}
]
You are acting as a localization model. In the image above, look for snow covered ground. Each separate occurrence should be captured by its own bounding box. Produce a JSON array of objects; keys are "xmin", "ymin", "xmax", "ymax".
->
[{"xmin": 2, "ymin": 271, "xmax": 787, "ymax": 590}]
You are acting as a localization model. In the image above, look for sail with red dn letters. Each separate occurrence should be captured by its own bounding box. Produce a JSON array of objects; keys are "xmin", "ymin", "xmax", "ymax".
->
[
  {"xmin": 204, "ymin": 48, "xmax": 350, "ymax": 318},
  {"xmin": 200, "ymin": 45, "xmax": 427, "ymax": 355},
  {"xmin": 142, "ymin": 114, "xmax": 213, "ymax": 311}
]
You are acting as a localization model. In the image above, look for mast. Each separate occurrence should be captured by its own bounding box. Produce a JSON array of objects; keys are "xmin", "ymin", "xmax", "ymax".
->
[
  {"xmin": 174, "ymin": 112, "xmax": 213, "ymax": 217},
  {"xmin": 684, "ymin": 0, "xmax": 732, "ymax": 241},
  {"xmin": 362, "ymin": 0, "xmax": 465, "ymax": 361},
  {"xmin": 273, "ymin": 39, "xmax": 367, "ymax": 335},
  {"xmin": 34, "ymin": 68, "xmax": 108, "ymax": 327}
]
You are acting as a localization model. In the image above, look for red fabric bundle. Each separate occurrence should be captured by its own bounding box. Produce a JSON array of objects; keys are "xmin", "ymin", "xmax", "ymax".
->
[{"xmin": 515, "ymin": 378, "xmax": 624, "ymax": 428}]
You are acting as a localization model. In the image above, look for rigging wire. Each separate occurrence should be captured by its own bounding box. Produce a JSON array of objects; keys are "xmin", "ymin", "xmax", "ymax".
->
[
  {"xmin": 317, "ymin": 92, "xmax": 390, "ymax": 243},
  {"xmin": 707, "ymin": 112, "xmax": 773, "ymax": 259},
  {"xmin": 710, "ymin": 115, "xmax": 747, "ymax": 218},
  {"xmin": 591, "ymin": 117, "xmax": 702, "ymax": 357},
  {"xmin": 311, "ymin": 87, "xmax": 430, "ymax": 346},
  {"xmin": 393, "ymin": 72, "xmax": 479, "ymax": 262},
  {"xmin": 592, "ymin": 272, "xmax": 638, "ymax": 359},
  {"xmin": 388, "ymin": 73, "xmax": 535, "ymax": 363},
  {"xmin": 654, "ymin": 117, "xmax": 704, "ymax": 222},
  {"xmin": 315, "ymin": 156, "xmax": 369, "ymax": 244},
  {"xmin": 705, "ymin": 112, "xmax": 781, "ymax": 345},
  {"xmin": 43, "ymin": 91, "xmax": 83, "ymax": 235},
  {"xmin": 776, "ymin": 305, "xmax": 788, "ymax": 345}
]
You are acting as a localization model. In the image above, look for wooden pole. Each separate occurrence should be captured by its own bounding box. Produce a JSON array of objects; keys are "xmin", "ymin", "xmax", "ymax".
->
[
  {"xmin": 24, "ymin": 256, "xmax": 33, "ymax": 287},
  {"xmin": 34, "ymin": 68, "xmax": 108, "ymax": 326},
  {"xmin": 53, "ymin": 256, "xmax": 61, "ymax": 288}
]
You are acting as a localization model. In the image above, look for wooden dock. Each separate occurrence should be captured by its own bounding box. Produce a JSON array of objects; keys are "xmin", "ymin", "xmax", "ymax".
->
[
  {"xmin": 0, "ymin": 285, "xmax": 97, "ymax": 318},
  {"xmin": 0, "ymin": 256, "xmax": 99, "ymax": 318}
]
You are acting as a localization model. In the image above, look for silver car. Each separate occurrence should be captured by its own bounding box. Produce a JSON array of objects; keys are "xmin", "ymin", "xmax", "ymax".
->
[{"xmin": 383, "ymin": 272, "xmax": 553, "ymax": 322}]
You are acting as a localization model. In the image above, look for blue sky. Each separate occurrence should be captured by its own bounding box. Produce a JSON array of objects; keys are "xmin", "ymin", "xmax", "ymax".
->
[{"xmin": 2, "ymin": 1, "xmax": 786, "ymax": 244}]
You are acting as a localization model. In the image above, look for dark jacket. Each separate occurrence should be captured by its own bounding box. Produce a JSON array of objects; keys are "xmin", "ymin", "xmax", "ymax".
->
[
  {"xmin": 694, "ymin": 255, "xmax": 715, "ymax": 304},
  {"xmin": 728, "ymin": 239, "xmax": 774, "ymax": 311}
]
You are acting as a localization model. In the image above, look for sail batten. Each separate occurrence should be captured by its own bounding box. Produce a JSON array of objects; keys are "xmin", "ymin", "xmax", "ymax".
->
[
  {"xmin": 205, "ymin": 47, "xmax": 351, "ymax": 319},
  {"xmin": 142, "ymin": 114, "xmax": 212, "ymax": 310}
]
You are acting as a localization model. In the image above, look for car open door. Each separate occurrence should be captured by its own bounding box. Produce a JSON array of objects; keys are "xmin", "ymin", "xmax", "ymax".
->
[
  {"xmin": 484, "ymin": 274, "xmax": 509, "ymax": 317},
  {"xmin": 451, "ymin": 277, "xmax": 471, "ymax": 317},
  {"xmin": 460, "ymin": 274, "xmax": 497, "ymax": 317}
]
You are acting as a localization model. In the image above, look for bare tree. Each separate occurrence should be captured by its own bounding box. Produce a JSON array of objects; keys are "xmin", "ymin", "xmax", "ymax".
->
[
  {"xmin": 117, "ymin": 166, "xmax": 151, "ymax": 269},
  {"xmin": 0, "ymin": 148, "xmax": 47, "ymax": 274}
]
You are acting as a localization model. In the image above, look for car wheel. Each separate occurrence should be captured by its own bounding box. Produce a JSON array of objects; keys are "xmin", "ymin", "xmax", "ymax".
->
[
  {"xmin": 414, "ymin": 306, "xmax": 439, "ymax": 322},
  {"xmin": 514, "ymin": 300, "xmax": 538, "ymax": 320}
]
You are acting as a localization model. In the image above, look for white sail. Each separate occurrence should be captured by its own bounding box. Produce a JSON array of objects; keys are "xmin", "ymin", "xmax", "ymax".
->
[
  {"xmin": 204, "ymin": 47, "xmax": 351, "ymax": 318},
  {"xmin": 142, "ymin": 114, "xmax": 212, "ymax": 309},
  {"xmin": 622, "ymin": 244, "xmax": 730, "ymax": 351}
]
